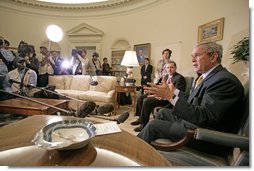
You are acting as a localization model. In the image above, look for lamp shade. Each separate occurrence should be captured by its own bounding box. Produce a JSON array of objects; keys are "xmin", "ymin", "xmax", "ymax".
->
[{"xmin": 121, "ymin": 51, "xmax": 139, "ymax": 67}]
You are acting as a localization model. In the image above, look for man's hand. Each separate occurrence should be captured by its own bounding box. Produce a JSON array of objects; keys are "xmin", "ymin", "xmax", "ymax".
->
[{"xmin": 144, "ymin": 76, "xmax": 174, "ymax": 101}]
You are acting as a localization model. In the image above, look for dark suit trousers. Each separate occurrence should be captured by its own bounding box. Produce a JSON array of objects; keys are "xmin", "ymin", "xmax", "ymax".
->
[
  {"xmin": 135, "ymin": 94, "xmax": 147, "ymax": 116},
  {"xmin": 135, "ymin": 94, "xmax": 169, "ymax": 126},
  {"xmin": 137, "ymin": 108, "xmax": 198, "ymax": 143}
]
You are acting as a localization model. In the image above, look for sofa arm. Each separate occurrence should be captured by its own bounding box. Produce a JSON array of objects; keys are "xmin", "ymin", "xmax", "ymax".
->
[
  {"xmin": 194, "ymin": 128, "xmax": 249, "ymax": 150},
  {"xmin": 107, "ymin": 90, "xmax": 115, "ymax": 97}
]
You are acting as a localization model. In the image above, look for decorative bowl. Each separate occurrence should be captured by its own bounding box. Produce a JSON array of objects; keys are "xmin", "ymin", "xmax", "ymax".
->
[{"xmin": 32, "ymin": 119, "xmax": 97, "ymax": 150}]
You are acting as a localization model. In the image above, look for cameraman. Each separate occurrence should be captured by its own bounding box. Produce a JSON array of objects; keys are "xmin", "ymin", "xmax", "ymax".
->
[
  {"xmin": 24, "ymin": 45, "xmax": 39, "ymax": 75},
  {"xmin": 91, "ymin": 52, "xmax": 103, "ymax": 75},
  {"xmin": 71, "ymin": 49, "xmax": 95, "ymax": 76},
  {"xmin": 37, "ymin": 46, "xmax": 54, "ymax": 87}
]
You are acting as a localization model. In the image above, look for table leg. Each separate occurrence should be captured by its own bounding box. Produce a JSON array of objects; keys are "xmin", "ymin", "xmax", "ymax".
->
[
  {"xmin": 116, "ymin": 91, "xmax": 120, "ymax": 109},
  {"xmin": 133, "ymin": 91, "xmax": 136, "ymax": 116}
]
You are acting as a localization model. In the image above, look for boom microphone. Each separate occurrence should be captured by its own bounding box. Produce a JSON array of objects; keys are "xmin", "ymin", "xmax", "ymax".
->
[
  {"xmin": 8, "ymin": 80, "xmax": 88, "ymax": 103},
  {"xmin": 0, "ymin": 89, "xmax": 74, "ymax": 116},
  {"xmin": 89, "ymin": 111, "xmax": 129, "ymax": 124},
  {"xmin": 96, "ymin": 103, "xmax": 114, "ymax": 115},
  {"xmin": 75, "ymin": 101, "xmax": 97, "ymax": 118},
  {"xmin": 115, "ymin": 111, "xmax": 129, "ymax": 124}
]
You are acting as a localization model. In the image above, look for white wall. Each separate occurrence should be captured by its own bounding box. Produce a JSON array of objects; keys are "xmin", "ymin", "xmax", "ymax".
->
[{"xmin": 0, "ymin": 0, "xmax": 249, "ymax": 84}]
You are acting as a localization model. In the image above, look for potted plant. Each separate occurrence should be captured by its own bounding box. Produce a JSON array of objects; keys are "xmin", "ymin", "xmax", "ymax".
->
[{"xmin": 230, "ymin": 36, "xmax": 249, "ymax": 64}]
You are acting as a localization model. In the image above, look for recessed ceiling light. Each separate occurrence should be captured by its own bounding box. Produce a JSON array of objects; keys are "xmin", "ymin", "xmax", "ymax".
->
[{"xmin": 37, "ymin": 0, "xmax": 108, "ymax": 4}]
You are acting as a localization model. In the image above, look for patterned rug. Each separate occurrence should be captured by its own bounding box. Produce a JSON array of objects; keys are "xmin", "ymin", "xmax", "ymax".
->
[{"xmin": 0, "ymin": 113, "xmax": 28, "ymax": 127}]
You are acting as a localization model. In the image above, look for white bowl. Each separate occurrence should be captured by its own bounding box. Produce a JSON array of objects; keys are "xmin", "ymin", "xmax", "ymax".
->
[{"xmin": 32, "ymin": 119, "xmax": 97, "ymax": 150}]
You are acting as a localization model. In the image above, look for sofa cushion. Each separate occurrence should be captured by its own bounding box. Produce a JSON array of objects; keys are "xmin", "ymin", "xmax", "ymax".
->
[
  {"xmin": 90, "ymin": 76, "xmax": 116, "ymax": 93},
  {"xmin": 79, "ymin": 90, "xmax": 113, "ymax": 103},
  {"xmin": 48, "ymin": 75, "xmax": 65, "ymax": 89},
  {"xmin": 64, "ymin": 75, "xmax": 74, "ymax": 89},
  {"xmin": 55, "ymin": 89, "xmax": 80, "ymax": 99},
  {"xmin": 70, "ymin": 75, "xmax": 91, "ymax": 91}
]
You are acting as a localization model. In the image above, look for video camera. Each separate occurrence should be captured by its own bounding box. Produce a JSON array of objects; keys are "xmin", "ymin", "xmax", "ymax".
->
[{"xmin": 72, "ymin": 49, "xmax": 82, "ymax": 59}]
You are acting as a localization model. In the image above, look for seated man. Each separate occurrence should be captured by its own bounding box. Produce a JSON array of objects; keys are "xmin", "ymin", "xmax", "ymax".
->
[
  {"xmin": 138, "ymin": 42, "xmax": 244, "ymax": 157},
  {"xmin": 131, "ymin": 61, "xmax": 186, "ymax": 132},
  {"xmin": 4, "ymin": 57, "xmax": 37, "ymax": 97}
]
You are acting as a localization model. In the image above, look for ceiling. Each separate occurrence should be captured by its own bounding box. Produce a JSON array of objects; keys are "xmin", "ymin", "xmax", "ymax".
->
[
  {"xmin": 3, "ymin": 0, "xmax": 162, "ymax": 10},
  {"xmin": 1, "ymin": 0, "xmax": 166, "ymax": 17},
  {"xmin": 37, "ymin": 0, "xmax": 109, "ymax": 4}
]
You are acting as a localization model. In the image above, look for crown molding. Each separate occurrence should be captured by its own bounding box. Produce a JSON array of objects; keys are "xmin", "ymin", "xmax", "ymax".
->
[
  {"xmin": 0, "ymin": 0, "xmax": 167, "ymax": 18},
  {"xmin": 7, "ymin": 0, "xmax": 133, "ymax": 10}
]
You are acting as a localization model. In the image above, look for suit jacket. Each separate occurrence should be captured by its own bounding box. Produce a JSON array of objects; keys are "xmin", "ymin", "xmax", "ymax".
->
[
  {"xmin": 168, "ymin": 72, "xmax": 186, "ymax": 92},
  {"xmin": 175, "ymin": 65, "xmax": 244, "ymax": 133},
  {"xmin": 141, "ymin": 64, "xmax": 153, "ymax": 86}
]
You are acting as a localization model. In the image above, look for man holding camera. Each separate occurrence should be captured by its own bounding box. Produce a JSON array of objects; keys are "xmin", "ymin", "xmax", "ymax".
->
[
  {"xmin": 37, "ymin": 46, "xmax": 54, "ymax": 87},
  {"xmin": 92, "ymin": 52, "xmax": 103, "ymax": 75}
]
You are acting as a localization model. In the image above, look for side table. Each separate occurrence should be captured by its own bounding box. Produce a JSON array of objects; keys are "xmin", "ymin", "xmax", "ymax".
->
[{"xmin": 115, "ymin": 85, "xmax": 142, "ymax": 115}]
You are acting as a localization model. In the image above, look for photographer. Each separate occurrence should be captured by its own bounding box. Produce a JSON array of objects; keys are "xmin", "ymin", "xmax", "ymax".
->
[
  {"xmin": 71, "ymin": 49, "xmax": 95, "ymax": 76},
  {"xmin": 51, "ymin": 50, "xmax": 64, "ymax": 75},
  {"xmin": 37, "ymin": 46, "xmax": 54, "ymax": 87},
  {"xmin": 0, "ymin": 39, "xmax": 16, "ymax": 72},
  {"xmin": 92, "ymin": 52, "xmax": 103, "ymax": 75},
  {"xmin": 24, "ymin": 44, "xmax": 39, "ymax": 75}
]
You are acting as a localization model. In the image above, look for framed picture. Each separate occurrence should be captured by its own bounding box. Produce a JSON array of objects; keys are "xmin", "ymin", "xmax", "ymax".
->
[
  {"xmin": 198, "ymin": 17, "xmax": 224, "ymax": 43},
  {"xmin": 134, "ymin": 43, "xmax": 151, "ymax": 65}
]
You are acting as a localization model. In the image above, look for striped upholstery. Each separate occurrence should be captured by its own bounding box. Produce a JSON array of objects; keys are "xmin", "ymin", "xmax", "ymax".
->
[
  {"xmin": 157, "ymin": 81, "xmax": 249, "ymax": 166},
  {"xmin": 184, "ymin": 76, "xmax": 194, "ymax": 93},
  {"xmin": 159, "ymin": 147, "xmax": 228, "ymax": 166}
]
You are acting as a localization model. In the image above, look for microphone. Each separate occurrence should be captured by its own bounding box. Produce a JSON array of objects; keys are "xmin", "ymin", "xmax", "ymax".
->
[
  {"xmin": 75, "ymin": 101, "xmax": 97, "ymax": 118},
  {"xmin": 75, "ymin": 101, "xmax": 129, "ymax": 124},
  {"xmin": 115, "ymin": 111, "xmax": 129, "ymax": 124},
  {"xmin": 89, "ymin": 111, "xmax": 129, "ymax": 124},
  {"xmin": 0, "ymin": 89, "xmax": 74, "ymax": 116},
  {"xmin": 90, "ymin": 80, "xmax": 98, "ymax": 86},
  {"xmin": 96, "ymin": 103, "xmax": 114, "ymax": 115}
]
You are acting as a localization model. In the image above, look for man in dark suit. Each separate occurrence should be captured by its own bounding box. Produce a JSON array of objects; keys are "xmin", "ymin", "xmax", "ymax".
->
[
  {"xmin": 138, "ymin": 42, "xmax": 244, "ymax": 156},
  {"xmin": 140, "ymin": 58, "xmax": 153, "ymax": 94},
  {"xmin": 132, "ymin": 60, "xmax": 186, "ymax": 132}
]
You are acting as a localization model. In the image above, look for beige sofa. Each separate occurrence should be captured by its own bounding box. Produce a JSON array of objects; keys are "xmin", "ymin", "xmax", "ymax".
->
[{"xmin": 48, "ymin": 75, "xmax": 117, "ymax": 110}]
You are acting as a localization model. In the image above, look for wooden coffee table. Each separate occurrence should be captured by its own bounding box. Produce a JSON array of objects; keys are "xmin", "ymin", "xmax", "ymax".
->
[
  {"xmin": 0, "ymin": 98, "xmax": 69, "ymax": 115},
  {"xmin": 0, "ymin": 115, "xmax": 171, "ymax": 166}
]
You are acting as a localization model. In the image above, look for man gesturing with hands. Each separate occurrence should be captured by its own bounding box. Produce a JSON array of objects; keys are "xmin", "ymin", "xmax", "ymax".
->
[{"xmin": 138, "ymin": 42, "xmax": 244, "ymax": 157}]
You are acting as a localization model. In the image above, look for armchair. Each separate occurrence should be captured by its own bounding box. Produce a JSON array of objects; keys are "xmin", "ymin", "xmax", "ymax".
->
[{"xmin": 151, "ymin": 81, "xmax": 249, "ymax": 166}]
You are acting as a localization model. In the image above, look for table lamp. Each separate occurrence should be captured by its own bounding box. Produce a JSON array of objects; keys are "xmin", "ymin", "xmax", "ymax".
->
[{"xmin": 121, "ymin": 50, "xmax": 139, "ymax": 86}]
